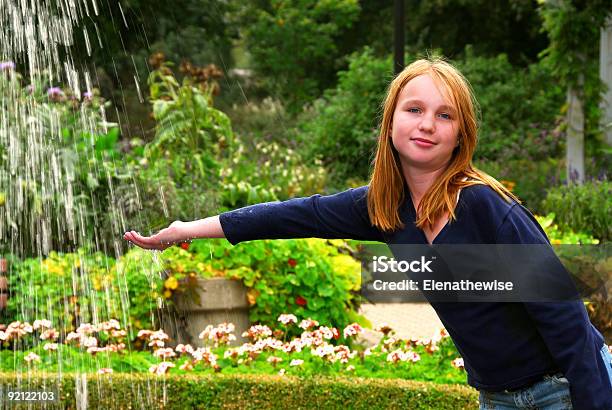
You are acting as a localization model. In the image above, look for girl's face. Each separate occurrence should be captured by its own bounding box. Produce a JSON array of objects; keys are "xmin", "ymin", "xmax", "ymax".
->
[{"xmin": 391, "ymin": 74, "xmax": 459, "ymax": 173}]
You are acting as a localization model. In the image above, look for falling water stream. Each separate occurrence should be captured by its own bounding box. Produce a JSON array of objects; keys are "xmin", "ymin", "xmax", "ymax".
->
[{"xmin": 0, "ymin": 1, "xmax": 172, "ymax": 407}]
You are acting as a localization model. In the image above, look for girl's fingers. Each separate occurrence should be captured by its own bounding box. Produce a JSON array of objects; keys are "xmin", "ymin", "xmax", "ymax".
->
[{"xmin": 124, "ymin": 230, "xmax": 169, "ymax": 250}]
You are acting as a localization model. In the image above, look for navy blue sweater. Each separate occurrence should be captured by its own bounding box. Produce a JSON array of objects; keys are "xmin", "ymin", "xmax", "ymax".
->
[{"xmin": 219, "ymin": 184, "xmax": 611, "ymax": 409}]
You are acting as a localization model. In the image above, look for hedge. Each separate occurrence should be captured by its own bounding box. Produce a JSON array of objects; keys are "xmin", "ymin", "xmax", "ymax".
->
[{"xmin": 0, "ymin": 372, "xmax": 479, "ymax": 409}]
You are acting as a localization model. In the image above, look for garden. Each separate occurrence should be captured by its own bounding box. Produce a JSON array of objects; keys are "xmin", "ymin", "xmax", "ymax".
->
[{"xmin": 0, "ymin": 1, "xmax": 610, "ymax": 408}]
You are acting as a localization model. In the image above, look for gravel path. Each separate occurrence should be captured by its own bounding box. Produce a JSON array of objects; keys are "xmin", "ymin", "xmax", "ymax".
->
[{"xmin": 357, "ymin": 302, "xmax": 445, "ymax": 345}]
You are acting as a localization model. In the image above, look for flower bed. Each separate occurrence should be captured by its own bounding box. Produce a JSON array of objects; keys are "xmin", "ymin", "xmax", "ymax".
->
[{"xmin": 0, "ymin": 316, "xmax": 466, "ymax": 386}]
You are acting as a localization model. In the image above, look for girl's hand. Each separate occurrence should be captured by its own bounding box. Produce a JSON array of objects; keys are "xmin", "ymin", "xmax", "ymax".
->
[{"xmin": 123, "ymin": 221, "xmax": 190, "ymax": 251}]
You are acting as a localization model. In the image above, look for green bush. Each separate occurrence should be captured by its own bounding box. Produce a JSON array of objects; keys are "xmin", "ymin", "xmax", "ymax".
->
[
  {"xmin": 474, "ymin": 158, "xmax": 565, "ymax": 212},
  {"xmin": 540, "ymin": 180, "xmax": 610, "ymax": 242},
  {"xmin": 236, "ymin": 0, "xmax": 361, "ymax": 111},
  {"xmin": 0, "ymin": 372, "xmax": 478, "ymax": 409},
  {"xmin": 120, "ymin": 60, "xmax": 233, "ymax": 231},
  {"xmin": 296, "ymin": 48, "xmax": 393, "ymax": 187},
  {"xmin": 220, "ymin": 139, "xmax": 327, "ymax": 209},
  {"xmin": 161, "ymin": 239, "xmax": 366, "ymax": 336},
  {"xmin": 456, "ymin": 48, "xmax": 565, "ymax": 162}
]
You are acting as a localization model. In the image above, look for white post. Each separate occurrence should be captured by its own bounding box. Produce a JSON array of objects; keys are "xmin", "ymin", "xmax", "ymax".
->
[
  {"xmin": 566, "ymin": 83, "xmax": 585, "ymax": 184},
  {"xmin": 600, "ymin": 15, "xmax": 612, "ymax": 146}
]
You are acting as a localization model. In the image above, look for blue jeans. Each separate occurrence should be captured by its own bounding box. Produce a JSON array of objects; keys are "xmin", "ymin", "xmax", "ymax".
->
[{"xmin": 479, "ymin": 344, "xmax": 612, "ymax": 410}]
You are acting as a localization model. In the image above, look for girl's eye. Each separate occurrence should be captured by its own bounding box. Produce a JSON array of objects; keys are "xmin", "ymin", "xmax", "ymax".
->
[
  {"xmin": 438, "ymin": 113, "xmax": 451, "ymax": 120},
  {"xmin": 407, "ymin": 107, "xmax": 421, "ymax": 113}
]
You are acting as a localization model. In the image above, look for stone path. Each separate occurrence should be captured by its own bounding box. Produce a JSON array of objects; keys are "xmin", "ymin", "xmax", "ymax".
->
[{"xmin": 357, "ymin": 302, "xmax": 445, "ymax": 346}]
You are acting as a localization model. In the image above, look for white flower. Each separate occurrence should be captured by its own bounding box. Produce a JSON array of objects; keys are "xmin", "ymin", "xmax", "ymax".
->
[
  {"xmin": 241, "ymin": 325, "xmax": 272, "ymax": 340},
  {"xmin": 110, "ymin": 330, "xmax": 127, "ymax": 338},
  {"xmin": 175, "ymin": 344, "xmax": 194, "ymax": 354},
  {"xmin": 102, "ymin": 319, "xmax": 121, "ymax": 331},
  {"xmin": 311, "ymin": 343, "xmax": 334, "ymax": 358},
  {"xmin": 278, "ymin": 368, "xmax": 286, "ymax": 376},
  {"xmin": 33, "ymin": 319, "xmax": 52, "ymax": 330},
  {"xmin": 298, "ymin": 319, "xmax": 319, "ymax": 330},
  {"xmin": 149, "ymin": 361, "xmax": 175, "ymax": 375},
  {"xmin": 150, "ymin": 329, "xmax": 169, "ymax": 341},
  {"xmin": 451, "ymin": 357, "xmax": 464, "ymax": 369},
  {"xmin": 289, "ymin": 359, "xmax": 304, "ymax": 367},
  {"xmin": 277, "ymin": 314, "xmax": 298, "ymax": 325},
  {"xmin": 154, "ymin": 348, "xmax": 176, "ymax": 359},
  {"xmin": 267, "ymin": 356, "xmax": 283, "ymax": 365},
  {"xmin": 137, "ymin": 330, "xmax": 153, "ymax": 339},
  {"xmin": 40, "ymin": 328, "xmax": 59, "ymax": 341},
  {"xmin": 24, "ymin": 352, "xmax": 41, "ymax": 363},
  {"xmin": 179, "ymin": 361, "xmax": 194, "ymax": 371},
  {"xmin": 83, "ymin": 336, "xmax": 98, "ymax": 348},
  {"xmin": 346, "ymin": 365, "xmax": 355, "ymax": 371},
  {"xmin": 98, "ymin": 368, "xmax": 113, "ymax": 374},
  {"xmin": 148, "ymin": 339, "xmax": 165, "ymax": 348},
  {"xmin": 343, "ymin": 323, "xmax": 363, "ymax": 338},
  {"xmin": 43, "ymin": 343, "xmax": 58, "ymax": 351},
  {"xmin": 76, "ymin": 323, "xmax": 96, "ymax": 335}
]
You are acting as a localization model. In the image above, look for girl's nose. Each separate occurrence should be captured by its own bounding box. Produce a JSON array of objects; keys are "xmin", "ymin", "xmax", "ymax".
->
[{"xmin": 418, "ymin": 114, "xmax": 435, "ymax": 132}]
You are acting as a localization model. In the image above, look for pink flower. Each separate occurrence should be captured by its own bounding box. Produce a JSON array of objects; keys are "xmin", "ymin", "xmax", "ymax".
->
[
  {"xmin": 0, "ymin": 61, "xmax": 15, "ymax": 71},
  {"xmin": 98, "ymin": 368, "xmax": 113, "ymax": 374}
]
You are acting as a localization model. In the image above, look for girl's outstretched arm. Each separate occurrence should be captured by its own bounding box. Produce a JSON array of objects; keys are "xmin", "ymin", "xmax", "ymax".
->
[
  {"xmin": 123, "ymin": 186, "xmax": 384, "ymax": 250},
  {"xmin": 123, "ymin": 216, "xmax": 224, "ymax": 250}
]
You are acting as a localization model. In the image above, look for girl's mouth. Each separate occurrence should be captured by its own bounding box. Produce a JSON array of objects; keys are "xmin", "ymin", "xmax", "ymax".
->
[{"xmin": 411, "ymin": 138, "xmax": 436, "ymax": 147}]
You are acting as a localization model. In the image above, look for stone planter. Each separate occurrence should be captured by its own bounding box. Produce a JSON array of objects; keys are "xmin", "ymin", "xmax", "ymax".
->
[{"xmin": 163, "ymin": 278, "xmax": 250, "ymax": 347}]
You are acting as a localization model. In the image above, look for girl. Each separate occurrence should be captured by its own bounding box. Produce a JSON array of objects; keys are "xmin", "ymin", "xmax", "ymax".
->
[{"xmin": 124, "ymin": 58, "xmax": 612, "ymax": 409}]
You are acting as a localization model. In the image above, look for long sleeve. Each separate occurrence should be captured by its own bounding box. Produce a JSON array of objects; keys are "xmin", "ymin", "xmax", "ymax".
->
[
  {"xmin": 496, "ymin": 204, "xmax": 611, "ymax": 409},
  {"xmin": 218, "ymin": 186, "xmax": 385, "ymax": 245}
]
